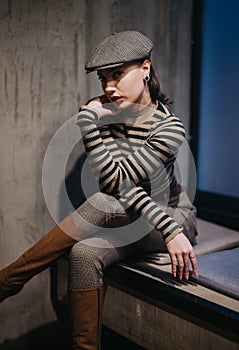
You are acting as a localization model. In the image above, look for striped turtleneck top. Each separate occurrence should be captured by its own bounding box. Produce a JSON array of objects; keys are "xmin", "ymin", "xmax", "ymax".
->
[{"xmin": 76, "ymin": 101, "xmax": 185, "ymax": 243}]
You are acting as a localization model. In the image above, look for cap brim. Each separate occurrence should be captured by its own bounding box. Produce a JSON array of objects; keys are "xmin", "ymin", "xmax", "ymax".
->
[{"xmin": 85, "ymin": 62, "xmax": 126, "ymax": 74}]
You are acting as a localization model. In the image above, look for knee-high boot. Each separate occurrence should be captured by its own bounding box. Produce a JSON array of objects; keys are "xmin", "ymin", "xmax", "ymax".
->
[
  {"xmin": 0, "ymin": 215, "xmax": 80, "ymax": 302},
  {"xmin": 69, "ymin": 286, "xmax": 104, "ymax": 350}
]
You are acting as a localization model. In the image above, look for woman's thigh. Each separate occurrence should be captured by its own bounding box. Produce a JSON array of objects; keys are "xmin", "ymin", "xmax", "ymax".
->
[
  {"xmin": 71, "ymin": 191, "xmax": 150, "ymax": 247},
  {"xmin": 68, "ymin": 238, "xmax": 143, "ymax": 290}
]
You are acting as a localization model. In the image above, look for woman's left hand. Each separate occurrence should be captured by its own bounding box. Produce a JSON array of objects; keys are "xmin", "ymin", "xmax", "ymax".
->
[{"xmin": 166, "ymin": 232, "xmax": 199, "ymax": 280}]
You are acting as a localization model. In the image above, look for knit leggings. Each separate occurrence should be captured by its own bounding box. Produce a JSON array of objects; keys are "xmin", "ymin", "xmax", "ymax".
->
[{"xmin": 68, "ymin": 192, "xmax": 197, "ymax": 290}]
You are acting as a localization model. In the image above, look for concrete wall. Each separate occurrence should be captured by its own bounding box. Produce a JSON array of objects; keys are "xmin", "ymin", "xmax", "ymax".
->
[{"xmin": 0, "ymin": 0, "xmax": 193, "ymax": 344}]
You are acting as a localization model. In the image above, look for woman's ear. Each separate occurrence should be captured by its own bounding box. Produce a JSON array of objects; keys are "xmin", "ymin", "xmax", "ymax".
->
[{"xmin": 142, "ymin": 59, "xmax": 151, "ymax": 76}]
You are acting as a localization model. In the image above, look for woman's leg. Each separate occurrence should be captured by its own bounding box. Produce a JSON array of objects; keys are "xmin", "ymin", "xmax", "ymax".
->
[
  {"xmin": 66, "ymin": 190, "xmax": 197, "ymax": 349},
  {"xmin": 0, "ymin": 215, "xmax": 83, "ymax": 302},
  {"xmin": 65, "ymin": 191, "xmax": 141, "ymax": 349},
  {"xmin": 68, "ymin": 240, "xmax": 142, "ymax": 350},
  {"xmin": 0, "ymin": 189, "xmax": 128, "ymax": 303}
]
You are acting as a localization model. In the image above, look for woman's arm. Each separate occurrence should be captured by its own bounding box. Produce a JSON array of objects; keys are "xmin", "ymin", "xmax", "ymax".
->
[
  {"xmin": 76, "ymin": 105, "xmax": 185, "ymax": 195},
  {"xmin": 76, "ymin": 102, "xmax": 184, "ymax": 240},
  {"xmin": 118, "ymin": 185, "xmax": 182, "ymax": 243}
]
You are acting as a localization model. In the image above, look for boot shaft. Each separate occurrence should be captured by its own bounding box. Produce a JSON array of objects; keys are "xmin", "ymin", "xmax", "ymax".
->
[
  {"xmin": 0, "ymin": 216, "xmax": 78, "ymax": 302},
  {"xmin": 69, "ymin": 286, "xmax": 103, "ymax": 350}
]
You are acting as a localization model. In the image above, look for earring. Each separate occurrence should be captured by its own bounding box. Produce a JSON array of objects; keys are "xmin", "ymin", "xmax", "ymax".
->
[{"xmin": 144, "ymin": 75, "xmax": 150, "ymax": 82}]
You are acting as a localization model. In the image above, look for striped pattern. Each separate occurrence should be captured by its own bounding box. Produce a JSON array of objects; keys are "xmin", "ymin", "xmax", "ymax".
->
[{"xmin": 76, "ymin": 102, "xmax": 185, "ymax": 243}]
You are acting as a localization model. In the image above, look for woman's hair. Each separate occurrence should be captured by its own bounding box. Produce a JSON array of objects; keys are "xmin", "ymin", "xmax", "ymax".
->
[
  {"xmin": 149, "ymin": 65, "xmax": 171, "ymax": 105},
  {"xmin": 136, "ymin": 59, "xmax": 171, "ymax": 105}
]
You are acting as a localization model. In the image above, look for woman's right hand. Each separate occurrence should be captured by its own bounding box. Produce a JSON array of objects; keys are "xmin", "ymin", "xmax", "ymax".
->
[
  {"xmin": 84, "ymin": 95, "xmax": 120, "ymax": 119},
  {"xmin": 166, "ymin": 232, "xmax": 199, "ymax": 280}
]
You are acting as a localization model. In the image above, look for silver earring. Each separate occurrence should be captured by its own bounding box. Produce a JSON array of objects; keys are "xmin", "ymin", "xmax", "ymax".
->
[{"xmin": 144, "ymin": 75, "xmax": 150, "ymax": 82}]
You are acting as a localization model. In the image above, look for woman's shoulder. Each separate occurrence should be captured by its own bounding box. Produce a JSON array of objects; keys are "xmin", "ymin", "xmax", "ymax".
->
[
  {"xmin": 156, "ymin": 100, "xmax": 177, "ymax": 117},
  {"xmin": 148, "ymin": 100, "xmax": 180, "ymax": 124},
  {"xmin": 147, "ymin": 101, "xmax": 185, "ymax": 135}
]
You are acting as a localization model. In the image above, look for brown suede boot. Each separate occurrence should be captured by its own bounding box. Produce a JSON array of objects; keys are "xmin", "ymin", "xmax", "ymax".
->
[
  {"xmin": 69, "ymin": 286, "xmax": 104, "ymax": 350},
  {"xmin": 0, "ymin": 215, "xmax": 80, "ymax": 302}
]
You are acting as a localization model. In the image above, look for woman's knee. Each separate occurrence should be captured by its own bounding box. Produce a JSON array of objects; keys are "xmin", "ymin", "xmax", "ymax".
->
[
  {"xmin": 68, "ymin": 242, "xmax": 105, "ymax": 290},
  {"xmin": 69, "ymin": 242, "xmax": 102, "ymax": 267},
  {"xmin": 72, "ymin": 192, "xmax": 127, "ymax": 237}
]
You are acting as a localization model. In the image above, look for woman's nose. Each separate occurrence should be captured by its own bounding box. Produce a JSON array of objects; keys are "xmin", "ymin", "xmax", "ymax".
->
[{"xmin": 104, "ymin": 78, "xmax": 116, "ymax": 93}]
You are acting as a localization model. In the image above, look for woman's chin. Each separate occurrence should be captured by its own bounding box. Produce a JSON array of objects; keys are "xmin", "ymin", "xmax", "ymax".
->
[{"xmin": 112, "ymin": 100, "xmax": 131, "ymax": 110}]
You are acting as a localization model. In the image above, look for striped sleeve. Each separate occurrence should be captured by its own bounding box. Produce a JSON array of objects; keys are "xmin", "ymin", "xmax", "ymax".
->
[
  {"xmin": 118, "ymin": 186, "xmax": 183, "ymax": 243},
  {"xmin": 76, "ymin": 106, "xmax": 185, "ymax": 195}
]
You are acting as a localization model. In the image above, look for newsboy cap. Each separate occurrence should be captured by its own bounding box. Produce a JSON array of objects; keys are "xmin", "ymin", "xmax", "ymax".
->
[{"xmin": 85, "ymin": 31, "xmax": 153, "ymax": 73}]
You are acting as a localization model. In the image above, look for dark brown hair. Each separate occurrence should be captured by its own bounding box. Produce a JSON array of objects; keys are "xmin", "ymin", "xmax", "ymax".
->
[
  {"xmin": 148, "ymin": 65, "xmax": 171, "ymax": 105},
  {"xmin": 135, "ymin": 59, "xmax": 171, "ymax": 105}
]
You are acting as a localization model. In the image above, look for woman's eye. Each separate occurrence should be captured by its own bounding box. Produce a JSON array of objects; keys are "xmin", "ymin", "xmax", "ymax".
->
[{"xmin": 114, "ymin": 71, "xmax": 122, "ymax": 79}]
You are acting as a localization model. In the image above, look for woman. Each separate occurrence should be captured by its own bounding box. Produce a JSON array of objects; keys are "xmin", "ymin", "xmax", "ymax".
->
[{"xmin": 0, "ymin": 31, "xmax": 198, "ymax": 349}]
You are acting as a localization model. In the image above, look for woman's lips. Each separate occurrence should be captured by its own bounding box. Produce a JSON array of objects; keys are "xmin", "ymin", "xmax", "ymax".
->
[{"xmin": 110, "ymin": 96, "xmax": 123, "ymax": 103}]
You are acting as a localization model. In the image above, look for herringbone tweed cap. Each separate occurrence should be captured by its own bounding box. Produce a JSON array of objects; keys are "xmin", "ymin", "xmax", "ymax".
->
[{"xmin": 85, "ymin": 31, "xmax": 153, "ymax": 73}]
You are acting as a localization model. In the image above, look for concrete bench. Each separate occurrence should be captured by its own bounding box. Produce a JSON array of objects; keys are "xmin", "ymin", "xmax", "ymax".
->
[{"xmin": 52, "ymin": 218, "xmax": 239, "ymax": 350}]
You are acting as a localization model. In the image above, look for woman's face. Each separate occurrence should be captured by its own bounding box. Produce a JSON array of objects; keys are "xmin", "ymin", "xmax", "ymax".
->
[{"xmin": 97, "ymin": 60, "xmax": 151, "ymax": 106}]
